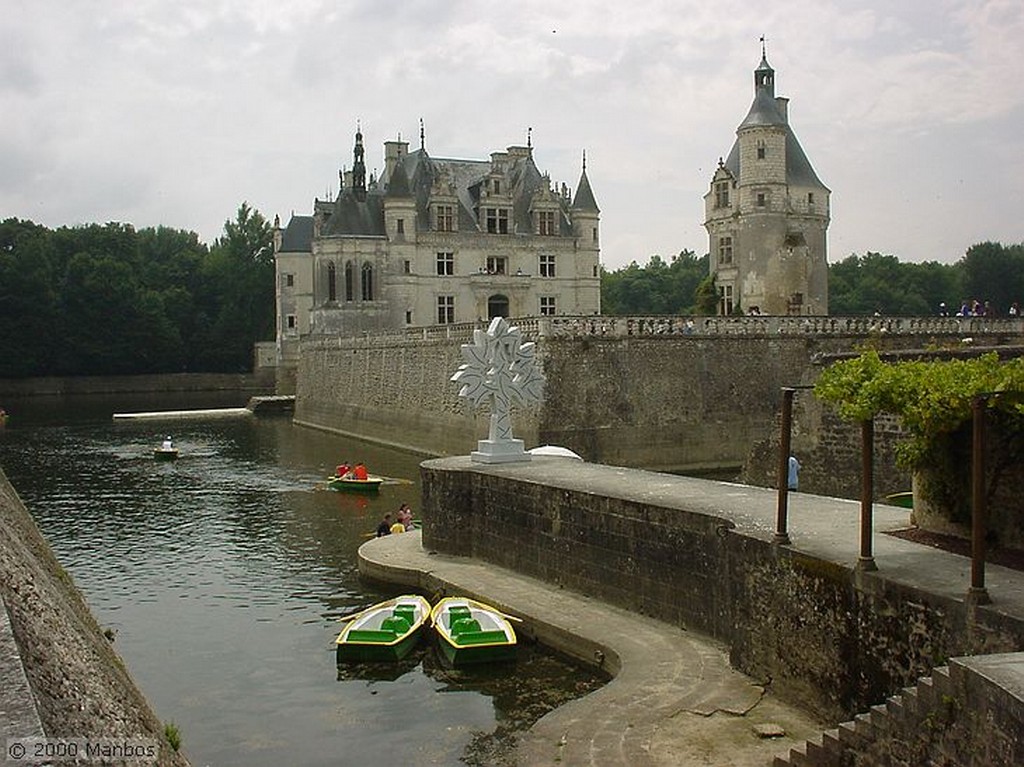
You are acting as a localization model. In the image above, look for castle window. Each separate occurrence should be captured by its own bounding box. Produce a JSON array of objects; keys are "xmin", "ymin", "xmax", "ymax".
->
[
  {"xmin": 284, "ymin": 273, "xmax": 294, "ymax": 287},
  {"xmin": 436, "ymin": 251, "xmax": 454, "ymax": 276},
  {"xmin": 756, "ymin": 192, "xmax": 767, "ymax": 207},
  {"xmin": 396, "ymin": 218, "xmax": 405, "ymax": 235},
  {"xmin": 405, "ymin": 310, "xmax": 412, "ymax": 325},
  {"xmin": 592, "ymin": 227, "xmax": 598, "ymax": 243},
  {"xmin": 540, "ymin": 296, "xmax": 556, "ymax": 316},
  {"xmin": 807, "ymin": 192, "xmax": 815, "ymax": 210},
  {"xmin": 718, "ymin": 236, "xmax": 733, "ymax": 265},
  {"xmin": 537, "ymin": 210, "xmax": 556, "ymax": 235},
  {"xmin": 756, "ymin": 141, "xmax": 766, "ymax": 160},
  {"xmin": 718, "ymin": 284, "xmax": 734, "ymax": 316},
  {"xmin": 328, "ymin": 262, "xmax": 337, "ymax": 302},
  {"xmin": 403, "ymin": 260, "xmax": 411, "ymax": 274},
  {"xmin": 485, "ymin": 208, "xmax": 509, "ymax": 234},
  {"xmin": 486, "ymin": 256, "xmax": 507, "ymax": 275},
  {"xmin": 361, "ymin": 263, "xmax": 374, "ymax": 301},
  {"xmin": 715, "ymin": 182, "xmax": 730, "ymax": 208},
  {"xmin": 286, "ymin": 314, "xmax": 296, "ymax": 329},
  {"xmin": 437, "ymin": 295, "xmax": 455, "ymax": 324},
  {"xmin": 540, "ymin": 254, "xmax": 556, "ymax": 277},
  {"xmin": 435, "ymin": 205, "xmax": 454, "ymax": 232},
  {"xmin": 344, "ymin": 261, "xmax": 354, "ymax": 301},
  {"xmin": 493, "ymin": 180, "xmax": 501, "ymax": 195}
]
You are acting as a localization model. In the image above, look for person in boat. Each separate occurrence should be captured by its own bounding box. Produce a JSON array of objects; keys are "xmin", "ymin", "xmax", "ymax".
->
[
  {"xmin": 336, "ymin": 462, "xmax": 351, "ymax": 478},
  {"xmin": 398, "ymin": 504, "xmax": 414, "ymax": 530},
  {"xmin": 352, "ymin": 462, "xmax": 369, "ymax": 480},
  {"xmin": 375, "ymin": 513, "xmax": 393, "ymax": 537},
  {"xmin": 161, "ymin": 435, "xmax": 174, "ymax": 450},
  {"xmin": 389, "ymin": 521, "xmax": 406, "ymax": 534}
]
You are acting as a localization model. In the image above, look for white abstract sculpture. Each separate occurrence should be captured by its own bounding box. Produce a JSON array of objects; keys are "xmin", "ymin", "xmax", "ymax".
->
[{"xmin": 450, "ymin": 316, "xmax": 545, "ymax": 463}]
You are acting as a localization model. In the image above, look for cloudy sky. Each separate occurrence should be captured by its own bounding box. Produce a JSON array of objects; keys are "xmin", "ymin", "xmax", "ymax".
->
[{"xmin": 2, "ymin": 0, "xmax": 1022, "ymax": 270}]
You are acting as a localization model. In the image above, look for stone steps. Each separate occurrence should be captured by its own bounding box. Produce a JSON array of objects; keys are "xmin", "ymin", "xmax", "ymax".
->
[{"xmin": 773, "ymin": 665, "xmax": 956, "ymax": 766}]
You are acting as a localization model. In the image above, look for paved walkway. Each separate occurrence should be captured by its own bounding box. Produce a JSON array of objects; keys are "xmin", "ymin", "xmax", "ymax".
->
[
  {"xmin": 0, "ymin": 594, "xmax": 45, "ymax": 746},
  {"xmin": 358, "ymin": 477, "xmax": 1024, "ymax": 767}
]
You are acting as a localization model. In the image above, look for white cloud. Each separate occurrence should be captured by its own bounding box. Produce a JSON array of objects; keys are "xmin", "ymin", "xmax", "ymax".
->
[{"xmin": 0, "ymin": 0, "xmax": 1020, "ymax": 269}]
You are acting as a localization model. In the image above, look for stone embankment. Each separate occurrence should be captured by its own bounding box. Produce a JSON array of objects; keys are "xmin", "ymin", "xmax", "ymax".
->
[{"xmin": 0, "ymin": 469, "xmax": 189, "ymax": 767}]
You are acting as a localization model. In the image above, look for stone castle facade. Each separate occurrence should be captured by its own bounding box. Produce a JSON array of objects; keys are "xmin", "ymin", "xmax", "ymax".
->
[
  {"xmin": 273, "ymin": 128, "xmax": 601, "ymax": 367},
  {"xmin": 704, "ymin": 47, "xmax": 830, "ymax": 316}
]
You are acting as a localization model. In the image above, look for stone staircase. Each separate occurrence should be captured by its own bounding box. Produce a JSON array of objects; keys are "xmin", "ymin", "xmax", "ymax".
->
[{"xmin": 773, "ymin": 665, "xmax": 960, "ymax": 767}]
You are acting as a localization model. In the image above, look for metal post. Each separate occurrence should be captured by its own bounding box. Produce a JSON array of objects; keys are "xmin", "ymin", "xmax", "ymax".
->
[
  {"xmin": 858, "ymin": 419, "xmax": 878, "ymax": 571},
  {"xmin": 774, "ymin": 388, "xmax": 794, "ymax": 545},
  {"xmin": 969, "ymin": 396, "xmax": 991, "ymax": 604}
]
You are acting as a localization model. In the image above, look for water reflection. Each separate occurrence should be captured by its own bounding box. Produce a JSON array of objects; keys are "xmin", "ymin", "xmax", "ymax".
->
[{"xmin": 0, "ymin": 394, "xmax": 605, "ymax": 766}]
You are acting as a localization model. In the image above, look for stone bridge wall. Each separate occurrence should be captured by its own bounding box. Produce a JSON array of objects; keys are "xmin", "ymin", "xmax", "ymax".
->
[{"xmin": 295, "ymin": 315, "xmax": 1024, "ymax": 479}]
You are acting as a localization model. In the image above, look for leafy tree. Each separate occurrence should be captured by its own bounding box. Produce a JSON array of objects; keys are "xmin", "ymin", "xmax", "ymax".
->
[
  {"xmin": 601, "ymin": 251, "xmax": 708, "ymax": 315},
  {"xmin": 959, "ymin": 242, "xmax": 1024, "ymax": 316},
  {"xmin": 192, "ymin": 203, "xmax": 274, "ymax": 372},
  {"xmin": 0, "ymin": 219, "xmax": 59, "ymax": 377}
]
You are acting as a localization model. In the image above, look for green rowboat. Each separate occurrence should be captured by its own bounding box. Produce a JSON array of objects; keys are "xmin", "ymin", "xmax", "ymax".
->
[
  {"xmin": 327, "ymin": 475, "xmax": 384, "ymax": 492},
  {"xmin": 336, "ymin": 595, "xmax": 432, "ymax": 663},
  {"xmin": 431, "ymin": 597, "xmax": 517, "ymax": 667}
]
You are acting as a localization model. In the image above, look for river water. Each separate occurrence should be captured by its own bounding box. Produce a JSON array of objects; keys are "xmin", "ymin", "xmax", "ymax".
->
[{"xmin": 0, "ymin": 394, "xmax": 604, "ymax": 766}]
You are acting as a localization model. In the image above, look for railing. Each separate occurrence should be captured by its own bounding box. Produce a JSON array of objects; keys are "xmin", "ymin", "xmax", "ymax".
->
[{"xmin": 299, "ymin": 315, "xmax": 1024, "ymax": 350}]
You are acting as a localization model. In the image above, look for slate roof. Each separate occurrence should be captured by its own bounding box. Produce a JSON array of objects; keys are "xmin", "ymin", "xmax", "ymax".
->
[
  {"xmin": 319, "ymin": 142, "xmax": 584, "ymax": 237},
  {"xmin": 724, "ymin": 56, "xmax": 828, "ymax": 191},
  {"xmin": 573, "ymin": 169, "xmax": 600, "ymax": 213},
  {"xmin": 278, "ymin": 215, "xmax": 313, "ymax": 252}
]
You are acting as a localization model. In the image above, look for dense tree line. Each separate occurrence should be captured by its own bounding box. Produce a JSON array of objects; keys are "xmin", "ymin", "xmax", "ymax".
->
[
  {"xmin": 0, "ymin": 203, "xmax": 273, "ymax": 378},
  {"xmin": 602, "ymin": 242, "xmax": 1024, "ymax": 318}
]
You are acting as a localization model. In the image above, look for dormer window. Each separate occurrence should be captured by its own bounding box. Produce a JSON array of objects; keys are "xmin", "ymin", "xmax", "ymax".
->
[
  {"xmin": 537, "ymin": 210, "xmax": 556, "ymax": 235},
  {"xmin": 715, "ymin": 181, "xmax": 730, "ymax": 208},
  {"xmin": 435, "ymin": 205, "xmax": 454, "ymax": 232},
  {"xmin": 485, "ymin": 208, "xmax": 509, "ymax": 234}
]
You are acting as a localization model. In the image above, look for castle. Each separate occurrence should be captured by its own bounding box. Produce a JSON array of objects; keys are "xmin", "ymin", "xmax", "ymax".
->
[
  {"xmin": 273, "ymin": 127, "xmax": 601, "ymax": 368},
  {"xmin": 704, "ymin": 45, "xmax": 830, "ymax": 315}
]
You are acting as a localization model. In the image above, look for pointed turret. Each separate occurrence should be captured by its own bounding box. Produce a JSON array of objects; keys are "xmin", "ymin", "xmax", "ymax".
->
[{"xmin": 572, "ymin": 152, "xmax": 600, "ymax": 213}]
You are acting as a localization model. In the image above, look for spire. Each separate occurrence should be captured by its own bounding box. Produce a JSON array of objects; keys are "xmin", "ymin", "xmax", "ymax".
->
[
  {"xmin": 419, "ymin": 118, "xmax": 425, "ymax": 150},
  {"xmin": 572, "ymin": 150, "xmax": 599, "ymax": 213},
  {"xmin": 352, "ymin": 123, "xmax": 366, "ymax": 199},
  {"xmin": 755, "ymin": 36, "xmax": 775, "ymax": 97},
  {"xmin": 527, "ymin": 126, "xmax": 532, "ymax": 149}
]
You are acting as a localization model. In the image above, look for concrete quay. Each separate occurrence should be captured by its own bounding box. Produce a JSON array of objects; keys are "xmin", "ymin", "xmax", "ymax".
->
[
  {"xmin": 359, "ymin": 471, "xmax": 1024, "ymax": 767},
  {"xmin": 360, "ymin": 530, "xmax": 827, "ymax": 766}
]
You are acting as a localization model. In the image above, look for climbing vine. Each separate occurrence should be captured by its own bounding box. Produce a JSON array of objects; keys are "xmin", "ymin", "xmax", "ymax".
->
[{"xmin": 814, "ymin": 351, "xmax": 1024, "ymax": 469}]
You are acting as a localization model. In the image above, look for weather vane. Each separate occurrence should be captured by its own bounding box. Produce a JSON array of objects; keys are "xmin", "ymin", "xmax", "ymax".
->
[{"xmin": 450, "ymin": 317, "xmax": 545, "ymax": 463}]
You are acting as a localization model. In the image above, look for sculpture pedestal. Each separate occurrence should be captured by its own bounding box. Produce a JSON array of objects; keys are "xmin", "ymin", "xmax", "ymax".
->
[{"xmin": 471, "ymin": 439, "xmax": 531, "ymax": 464}]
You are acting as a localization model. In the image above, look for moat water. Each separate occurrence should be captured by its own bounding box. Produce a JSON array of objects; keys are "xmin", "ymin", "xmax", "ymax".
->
[{"xmin": 0, "ymin": 393, "xmax": 605, "ymax": 766}]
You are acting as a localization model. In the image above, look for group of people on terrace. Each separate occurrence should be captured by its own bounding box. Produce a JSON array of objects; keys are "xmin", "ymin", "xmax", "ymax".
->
[{"xmin": 938, "ymin": 300, "xmax": 1020, "ymax": 317}]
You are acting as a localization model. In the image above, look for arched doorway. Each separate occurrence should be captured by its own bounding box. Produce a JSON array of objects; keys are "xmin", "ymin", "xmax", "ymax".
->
[{"xmin": 487, "ymin": 294, "xmax": 509, "ymax": 319}]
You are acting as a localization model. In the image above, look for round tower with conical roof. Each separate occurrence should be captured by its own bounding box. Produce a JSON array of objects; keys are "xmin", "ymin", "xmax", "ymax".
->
[{"xmin": 704, "ymin": 44, "xmax": 830, "ymax": 316}]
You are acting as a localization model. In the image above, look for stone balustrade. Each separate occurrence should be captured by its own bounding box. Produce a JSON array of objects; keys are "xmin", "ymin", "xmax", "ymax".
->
[{"xmin": 301, "ymin": 315, "xmax": 1024, "ymax": 350}]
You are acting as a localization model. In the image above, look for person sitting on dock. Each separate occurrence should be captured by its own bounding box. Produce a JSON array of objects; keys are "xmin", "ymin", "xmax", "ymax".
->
[
  {"xmin": 352, "ymin": 462, "xmax": 369, "ymax": 480},
  {"xmin": 375, "ymin": 513, "xmax": 393, "ymax": 537}
]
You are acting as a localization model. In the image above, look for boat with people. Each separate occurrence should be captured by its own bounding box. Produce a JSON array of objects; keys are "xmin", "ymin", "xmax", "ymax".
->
[
  {"xmin": 328, "ymin": 475, "xmax": 384, "ymax": 492},
  {"xmin": 153, "ymin": 436, "xmax": 178, "ymax": 461},
  {"xmin": 430, "ymin": 597, "xmax": 518, "ymax": 666},
  {"xmin": 328, "ymin": 461, "xmax": 382, "ymax": 492},
  {"xmin": 335, "ymin": 594, "xmax": 433, "ymax": 662}
]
